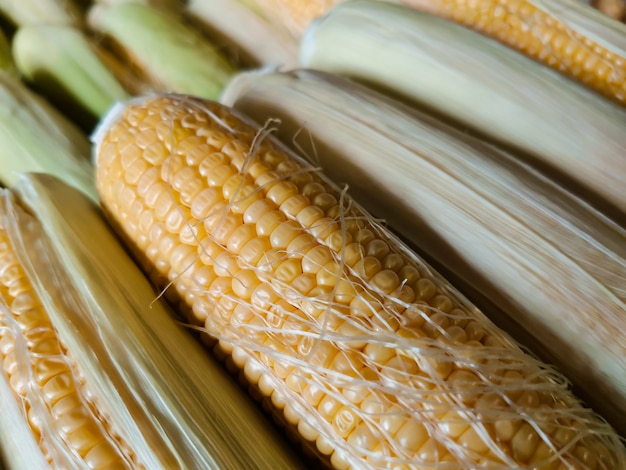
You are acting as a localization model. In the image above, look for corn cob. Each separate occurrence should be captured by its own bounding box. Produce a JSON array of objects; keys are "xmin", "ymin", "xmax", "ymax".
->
[
  {"xmin": 87, "ymin": 2, "xmax": 237, "ymax": 100},
  {"xmin": 299, "ymin": 0, "xmax": 626, "ymax": 215},
  {"xmin": 94, "ymin": 93, "xmax": 626, "ymax": 469},
  {"xmin": 185, "ymin": 0, "xmax": 298, "ymax": 68},
  {"xmin": 0, "ymin": 71, "xmax": 96, "ymax": 201},
  {"xmin": 221, "ymin": 67, "xmax": 626, "ymax": 437},
  {"xmin": 0, "ymin": 185, "xmax": 137, "ymax": 468},
  {"xmin": 0, "ymin": 172, "xmax": 308, "ymax": 468},
  {"xmin": 12, "ymin": 24, "xmax": 129, "ymax": 123},
  {"xmin": 401, "ymin": 0, "xmax": 626, "ymax": 105}
]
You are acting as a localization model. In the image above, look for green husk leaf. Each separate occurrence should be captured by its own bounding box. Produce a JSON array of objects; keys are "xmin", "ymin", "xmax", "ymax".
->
[
  {"xmin": 88, "ymin": 2, "xmax": 237, "ymax": 99},
  {"xmin": 0, "ymin": 71, "xmax": 96, "ymax": 201},
  {"xmin": 12, "ymin": 24, "xmax": 129, "ymax": 121}
]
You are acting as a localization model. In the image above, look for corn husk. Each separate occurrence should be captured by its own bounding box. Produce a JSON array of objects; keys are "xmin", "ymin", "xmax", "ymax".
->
[
  {"xmin": 12, "ymin": 24, "xmax": 129, "ymax": 121},
  {"xmin": 221, "ymin": 68, "xmax": 626, "ymax": 435},
  {"xmin": 299, "ymin": 0, "xmax": 626, "ymax": 215},
  {"xmin": 185, "ymin": 0, "xmax": 297, "ymax": 68},
  {"xmin": 0, "ymin": 172, "xmax": 309, "ymax": 468},
  {"xmin": 88, "ymin": 2, "xmax": 236, "ymax": 99},
  {"xmin": 0, "ymin": 27, "xmax": 15, "ymax": 74},
  {"xmin": 92, "ymin": 0, "xmax": 182, "ymax": 11},
  {"xmin": 0, "ymin": 70, "xmax": 96, "ymax": 200},
  {"xmin": 0, "ymin": 369, "xmax": 48, "ymax": 469}
]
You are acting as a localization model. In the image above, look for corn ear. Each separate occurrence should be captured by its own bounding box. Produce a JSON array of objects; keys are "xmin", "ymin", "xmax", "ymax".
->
[
  {"xmin": 94, "ymin": 92, "xmax": 626, "ymax": 468},
  {"xmin": 401, "ymin": 0, "xmax": 626, "ymax": 105},
  {"xmin": 299, "ymin": 0, "xmax": 626, "ymax": 215},
  {"xmin": 88, "ymin": 2, "xmax": 237, "ymax": 99},
  {"xmin": 0, "ymin": 0, "xmax": 83, "ymax": 26},
  {"xmin": 0, "ymin": 71, "xmax": 96, "ymax": 200},
  {"xmin": 221, "ymin": 68, "xmax": 626, "ymax": 436},
  {"xmin": 0, "ymin": 172, "xmax": 309, "ymax": 468},
  {"xmin": 185, "ymin": 0, "xmax": 298, "ymax": 68},
  {"xmin": 12, "ymin": 24, "xmax": 129, "ymax": 123}
]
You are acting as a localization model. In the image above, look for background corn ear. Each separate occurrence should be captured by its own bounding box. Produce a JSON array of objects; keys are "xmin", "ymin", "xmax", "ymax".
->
[
  {"xmin": 0, "ymin": 71, "xmax": 96, "ymax": 201},
  {"xmin": 221, "ymin": 68, "xmax": 626, "ymax": 436},
  {"xmin": 12, "ymin": 24, "xmax": 129, "ymax": 125},
  {"xmin": 299, "ymin": 0, "xmax": 626, "ymax": 215},
  {"xmin": 87, "ymin": 2, "xmax": 237, "ymax": 99},
  {"xmin": 402, "ymin": 0, "xmax": 626, "ymax": 105},
  {"xmin": 185, "ymin": 0, "xmax": 298, "ymax": 69}
]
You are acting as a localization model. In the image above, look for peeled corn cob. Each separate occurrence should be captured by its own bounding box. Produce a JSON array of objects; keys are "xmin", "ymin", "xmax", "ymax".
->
[
  {"xmin": 299, "ymin": 0, "xmax": 626, "ymax": 215},
  {"xmin": 88, "ymin": 2, "xmax": 237, "ymax": 99},
  {"xmin": 402, "ymin": 0, "xmax": 626, "ymax": 105},
  {"xmin": 12, "ymin": 23, "xmax": 129, "ymax": 123},
  {"xmin": 0, "ymin": 172, "xmax": 307, "ymax": 468},
  {"xmin": 0, "ymin": 71, "xmax": 96, "ymax": 201},
  {"xmin": 94, "ymin": 94, "xmax": 626, "ymax": 469},
  {"xmin": 221, "ymin": 68, "xmax": 626, "ymax": 437}
]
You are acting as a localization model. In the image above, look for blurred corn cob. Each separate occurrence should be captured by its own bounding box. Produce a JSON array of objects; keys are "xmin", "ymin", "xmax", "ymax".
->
[
  {"xmin": 242, "ymin": 0, "xmax": 626, "ymax": 105},
  {"xmin": 0, "ymin": 71, "xmax": 96, "ymax": 200},
  {"xmin": 0, "ymin": 172, "xmax": 309, "ymax": 468},
  {"xmin": 241, "ymin": 0, "xmax": 626, "ymax": 33},
  {"xmin": 299, "ymin": 0, "xmax": 626, "ymax": 215},
  {"xmin": 87, "ymin": 2, "xmax": 237, "ymax": 100},
  {"xmin": 12, "ymin": 23, "xmax": 129, "ymax": 125},
  {"xmin": 222, "ymin": 67, "xmax": 626, "ymax": 436},
  {"xmin": 94, "ymin": 93, "xmax": 626, "ymax": 468},
  {"xmin": 401, "ymin": 0, "xmax": 626, "ymax": 105}
]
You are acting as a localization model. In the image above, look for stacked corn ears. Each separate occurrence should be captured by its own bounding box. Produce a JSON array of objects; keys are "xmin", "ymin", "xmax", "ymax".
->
[{"xmin": 0, "ymin": 0, "xmax": 625, "ymax": 469}]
